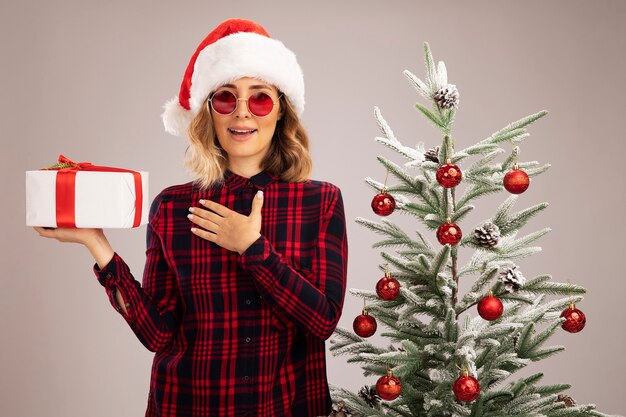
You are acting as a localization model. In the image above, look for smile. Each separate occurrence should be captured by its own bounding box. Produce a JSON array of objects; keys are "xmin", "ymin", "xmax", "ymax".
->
[{"xmin": 228, "ymin": 128, "xmax": 257, "ymax": 141}]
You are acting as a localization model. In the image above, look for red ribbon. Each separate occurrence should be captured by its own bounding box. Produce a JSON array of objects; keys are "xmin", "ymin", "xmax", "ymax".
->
[{"xmin": 42, "ymin": 154, "xmax": 143, "ymax": 228}]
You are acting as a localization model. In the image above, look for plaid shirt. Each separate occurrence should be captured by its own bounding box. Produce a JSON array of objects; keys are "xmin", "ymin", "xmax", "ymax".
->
[{"xmin": 93, "ymin": 169, "xmax": 348, "ymax": 417}]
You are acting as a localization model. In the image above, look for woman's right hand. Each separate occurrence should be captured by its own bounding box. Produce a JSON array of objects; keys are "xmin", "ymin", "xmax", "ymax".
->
[
  {"xmin": 33, "ymin": 226, "xmax": 103, "ymax": 246},
  {"xmin": 33, "ymin": 227, "xmax": 115, "ymax": 269}
]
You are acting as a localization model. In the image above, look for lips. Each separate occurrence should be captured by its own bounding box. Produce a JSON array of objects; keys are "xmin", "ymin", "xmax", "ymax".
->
[{"xmin": 228, "ymin": 128, "xmax": 257, "ymax": 141}]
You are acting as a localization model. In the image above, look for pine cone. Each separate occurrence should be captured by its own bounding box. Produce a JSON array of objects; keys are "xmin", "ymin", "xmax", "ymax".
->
[
  {"xmin": 434, "ymin": 84, "xmax": 459, "ymax": 109},
  {"xmin": 499, "ymin": 265, "xmax": 526, "ymax": 293},
  {"xmin": 329, "ymin": 400, "xmax": 354, "ymax": 417},
  {"xmin": 556, "ymin": 394, "xmax": 577, "ymax": 407},
  {"xmin": 425, "ymin": 146, "xmax": 440, "ymax": 163},
  {"xmin": 474, "ymin": 222, "xmax": 500, "ymax": 248},
  {"xmin": 358, "ymin": 385, "xmax": 381, "ymax": 408}
]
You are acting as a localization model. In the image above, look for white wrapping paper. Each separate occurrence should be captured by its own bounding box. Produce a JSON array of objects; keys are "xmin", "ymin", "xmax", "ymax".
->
[{"xmin": 26, "ymin": 170, "xmax": 149, "ymax": 228}]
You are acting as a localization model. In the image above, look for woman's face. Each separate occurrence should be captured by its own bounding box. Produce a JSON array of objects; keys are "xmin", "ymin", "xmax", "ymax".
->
[{"xmin": 209, "ymin": 77, "xmax": 283, "ymax": 171}]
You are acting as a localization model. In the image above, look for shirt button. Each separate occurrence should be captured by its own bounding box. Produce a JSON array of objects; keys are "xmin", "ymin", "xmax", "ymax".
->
[
  {"xmin": 245, "ymin": 337, "xmax": 251, "ymax": 343},
  {"xmin": 105, "ymin": 272, "xmax": 113, "ymax": 279},
  {"xmin": 245, "ymin": 299, "xmax": 251, "ymax": 305},
  {"xmin": 243, "ymin": 376, "xmax": 250, "ymax": 382}
]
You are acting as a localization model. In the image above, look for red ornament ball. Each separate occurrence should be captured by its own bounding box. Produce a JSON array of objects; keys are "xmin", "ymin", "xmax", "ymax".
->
[
  {"xmin": 436, "ymin": 222, "xmax": 462, "ymax": 246},
  {"xmin": 372, "ymin": 192, "xmax": 396, "ymax": 216},
  {"xmin": 503, "ymin": 168, "xmax": 530, "ymax": 194},
  {"xmin": 376, "ymin": 275, "xmax": 401, "ymax": 300},
  {"xmin": 453, "ymin": 374, "xmax": 480, "ymax": 402},
  {"xmin": 376, "ymin": 372, "xmax": 402, "ymax": 401},
  {"xmin": 353, "ymin": 311, "xmax": 377, "ymax": 338},
  {"xmin": 436, "ymin": 163, "xmax": 463, "ymax": 188},
  {"xmin": 477, "ymin": 294, "xmax": 504, "ymax": 321},
  {"xmin": 560, "ymin": 305, "xmax": 586, "ymax": 333}
]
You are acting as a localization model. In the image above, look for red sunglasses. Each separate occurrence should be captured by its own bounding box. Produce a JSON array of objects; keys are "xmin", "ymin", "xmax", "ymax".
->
[{"xmin": 207, "ymin": 90, "xmax": 283, "ymax": 118}]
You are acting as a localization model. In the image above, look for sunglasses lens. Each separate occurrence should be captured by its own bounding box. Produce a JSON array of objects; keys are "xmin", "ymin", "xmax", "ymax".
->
[
  {"xmin": 248, "ymin": 92, "xmax": 275, "ymax": 117},
  {"xmin": 211, "ymin": 90, "xmax": 237, "ymax": 114}
]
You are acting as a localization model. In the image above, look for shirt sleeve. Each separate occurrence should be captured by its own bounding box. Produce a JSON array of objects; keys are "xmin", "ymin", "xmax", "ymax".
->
[
  {"xmin": 93, "ymin": 194, "xmax": 183, "ymax": 352},
  {"xmin": 238, "ymin": 185, "xmax": 348, "ymax": 340}
]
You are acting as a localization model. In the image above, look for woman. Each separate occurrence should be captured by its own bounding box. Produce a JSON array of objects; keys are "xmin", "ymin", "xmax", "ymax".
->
[{"xmin": 34, "ymin": 18, "xmax": 348, "ymax": 417}]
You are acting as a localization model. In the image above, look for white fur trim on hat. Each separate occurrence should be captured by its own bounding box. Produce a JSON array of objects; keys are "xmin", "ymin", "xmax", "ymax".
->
[{"xmin": 161, "ymin": 97, "xmax": 196, "ymax": 137}]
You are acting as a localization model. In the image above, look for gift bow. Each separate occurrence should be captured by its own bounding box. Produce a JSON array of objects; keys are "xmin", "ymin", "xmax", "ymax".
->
[
  {"xmin": 42, "ymin": 154, "xmax": 97, "ymax": 170},
  {"xmin": 42, "ymin": 154, "xmax": 143, "ymax": 228}
]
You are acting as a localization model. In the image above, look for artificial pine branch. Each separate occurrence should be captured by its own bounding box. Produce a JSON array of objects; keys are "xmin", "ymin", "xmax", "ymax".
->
[
  {"xmin": 329, "ymin": 386, "xmax": 390, "ymax": 417},
  {"xmin": 467, "ymin": 149, "xmax": 506, "ymax": 173},
  {"xmin": 348, "ymin": 288, "xmax": 379, "ymax": 303},
  {"xmin": 373, "ymin": 107, "xmax": 426, "ymax": 165},
  {"xmin": 497, "ymin": 228, "xmax": 551, "ymax": 253},
  {"xmin": 354, "ymin": 217, "xmax": 432, "ymax": 254},
  {"xmin": 477, "ymin": 323, "xmax": 525, "ymax": 342},
  {"xmin": 381, "ymin": 402, "xmax": 413, "ymax": 417},
  {"xmin": 464, "ymin": 230, "xmax": 549, "ymax": 271},
  {"xmin": 450, "ymin": 204, "xmax": 474, "ymax": 223},
  {"xmin": 400, "ymin": 201, "xmax": 439, "ymax": 219},
  {"xmin": 494, "ymin": 201, "xmax": 549, "ymax": 237},
  {"xmin": 531, "ymin": 345, "xmax": 565, "ymax": 361},
  {"xmin": 454, "ymin": 143, "xmax": 501, "ymax": 162},
  {"xmin": 523, "ymin": 164, "xmax": 552, "ymax": 177},
  {"xmin": 440, "ymin": 135, "xmax": 454, "ymax": 163},
  {"xmin": 476, "ymin": 111, "xmax": 548, "ymax": 147},
  {"xmin": 456, "ymin": 266, "xmax": 499, "ymax": 311},
  {"xmin": 501, "ymin": 146, "xmax": 522, "ymax": 170},
  {"xmin": 423, "ymin": 42, "xmax": 437, "ymax": 92},
  {"xmin": 523, "ymin": 280, "xmax": 586, "ymax": 295},
  {"xmin": 403, "ymin": 69, "xmax": 430, "ymax": 100},
  {"xmin": 378, "ymin": 251, "xmax": 426, "ymax": 279},
  {"xmin": 415, "ymin": 102, "xmax": 445, "ymax": 130},
  {"xmin": 456, "ymin": 183, "xmax": 502, "ymax": 208},
  {"xmin": 498, "ymin": 291, "xmax": 537, "ymax": 304},
  {"xmin": 376, "ymin": 156, "xmax": 422, "ymax": 193}
]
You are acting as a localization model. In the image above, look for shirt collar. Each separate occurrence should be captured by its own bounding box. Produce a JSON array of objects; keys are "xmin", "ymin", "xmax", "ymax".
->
[{"xmin": 222, "ymin": 168, "xmax": 279, "ymax": 191}]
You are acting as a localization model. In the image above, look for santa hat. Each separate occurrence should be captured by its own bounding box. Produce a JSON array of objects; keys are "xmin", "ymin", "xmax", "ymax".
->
[{"xmin": 161, "ymin": 18, "xmax": 305, "ymax": 137}]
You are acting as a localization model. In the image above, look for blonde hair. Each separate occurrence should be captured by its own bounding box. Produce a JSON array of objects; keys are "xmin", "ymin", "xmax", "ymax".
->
[{"xmin": 184, "ymin": 93, "xmax": 312, "ymax": 192}]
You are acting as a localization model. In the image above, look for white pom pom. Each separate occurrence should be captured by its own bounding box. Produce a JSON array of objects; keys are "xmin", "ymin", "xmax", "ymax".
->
[{"xmin": 161, "ymin": 97, "xmax": 195, "ymax": 138}]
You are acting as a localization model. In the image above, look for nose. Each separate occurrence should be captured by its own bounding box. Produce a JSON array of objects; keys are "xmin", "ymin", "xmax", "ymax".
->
[{"xmin": 233, "ymin": 97, "xmax": 251, "ymax": 118}]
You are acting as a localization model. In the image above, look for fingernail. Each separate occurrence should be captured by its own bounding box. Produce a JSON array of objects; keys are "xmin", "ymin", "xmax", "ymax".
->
[
  {"xmin": 199, "ymin": 199, "xmax": 205, "ymax": 205},
  {"xmin": 187, "ymin": 214, "xmax": 193, "ymax": 219},
  {"xmin": 256, "ymin": 190, "xmax": 263, "ymax": 199},
  {"xmin": 189, "ymin": 207, "xmax": 195, "ymax": 213}
]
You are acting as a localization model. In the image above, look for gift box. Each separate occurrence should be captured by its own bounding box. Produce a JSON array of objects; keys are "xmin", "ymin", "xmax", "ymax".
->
[{"xmin": 26, "ymin": 155, "xmax": 149, "ymax": 228}]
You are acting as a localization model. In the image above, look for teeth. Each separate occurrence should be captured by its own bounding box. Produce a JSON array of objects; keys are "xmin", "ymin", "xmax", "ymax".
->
[{"xmin": 230, "ymin": 129, "xmax": 255, "ymax": 133}]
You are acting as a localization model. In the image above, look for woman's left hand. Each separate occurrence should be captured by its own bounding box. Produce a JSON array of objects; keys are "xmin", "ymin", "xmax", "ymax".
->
[{"xmin": 188, "ymin": 190, "xmax": 264, "ymax": 255}]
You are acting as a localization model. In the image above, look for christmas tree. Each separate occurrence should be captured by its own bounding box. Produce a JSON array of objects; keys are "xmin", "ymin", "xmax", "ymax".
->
[{"xmin": 328, "ymin": 43, "xmax": 619, "ymax": 417}]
